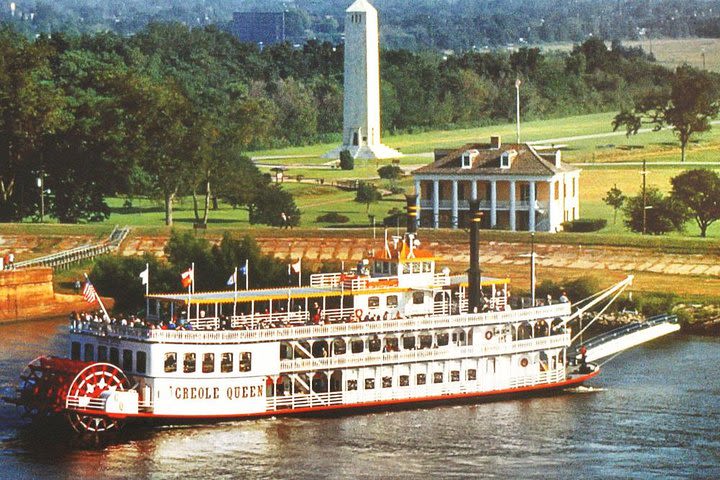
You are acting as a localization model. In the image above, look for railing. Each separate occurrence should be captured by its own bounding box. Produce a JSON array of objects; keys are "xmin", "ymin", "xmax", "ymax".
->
[
  {"xmin": 70, "ymin": 304, "xmax": 571, "ymax": 345},
  {"xmin": 278, "ymin": 334, "xmax": 570, "ymax": 373},
  {"xmin": 66, "ymin": 395, "xmax": 106, "ymax": 411},
  {"xmin": 310, "ymin": 273, "xmax": 342, "ymax": 288},
  {"xmin": 14, "ymin": 225, "xmax": 130, "ymax": 270},
  {"xmin": 433, "ymin": 272, "xmax": 450, "ymax": 287}
]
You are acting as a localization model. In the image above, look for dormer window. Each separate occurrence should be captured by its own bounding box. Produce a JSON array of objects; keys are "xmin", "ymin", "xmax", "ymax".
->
[
  {"xmin": 461, "ymin": 149, "xmax": 478, "ymax": 169},
  {"xmin": 500, "ymin": 149, "xmax": 517, "ymax": 169}
]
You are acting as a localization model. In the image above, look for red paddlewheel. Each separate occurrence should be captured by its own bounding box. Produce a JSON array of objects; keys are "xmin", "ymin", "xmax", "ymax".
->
[
  {"xmin": 16, "ymin": 356, "xmax": 91, "ymax": 419},
  {"xmin": 65, "ymin": 363, "xmax": 129, "ymax": 433}
]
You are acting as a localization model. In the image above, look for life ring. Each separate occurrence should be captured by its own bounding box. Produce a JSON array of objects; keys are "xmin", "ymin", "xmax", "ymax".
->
[
  {"xmin": 355, "ymin": 308, "xmax": 363, "ymax": 319},
  {"xmin": 520, "ymin": 358, "xmax": 529, "ymax": 367},
  {"xmin": 485, "ymin": 330, "xmax": 493, "ymax": 340}
]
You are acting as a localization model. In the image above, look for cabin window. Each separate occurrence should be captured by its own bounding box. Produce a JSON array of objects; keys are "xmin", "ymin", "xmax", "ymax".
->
[
  {"xmin": 280, "ymin": 343, "xmax": 293, "ymax": 360},
  {"xmin": 221, "ymin": 353, "xmax": 233, "ymax": 373},
  {"xmin": 437, "ymin": 333, "xmax": 449, "ymax": 347},
  {"xmin": 433, "ymin": 372, "xmax": 444, "ymax": 383},
  {"xmin": 422, "ymin": 262, "xmax": 432, "ymax": 273},
  {"xmin": 368, "ymin": 337, "xmax": 381, "ymax": 352},
  {"xmin": 399, "ymin": 375, "xmax": 410, "ymax": 386},
  {"xmin": 386, "ymin": 295, "xmax": 398, "ymax": 307},
  {"xmin": 202, "ymin": 353, "xmax": 215, "ymax": 373},
  {"xmin": 347, "ymin": 379, "xmax": 357, "ymax": 391},
  {"xmin": 419, "ymin": 334, "xmax": 432, "ymax": 349},
  {"xmin": 486, "ymin": 357, "xmax": 496, "ymax": 374},
  {"xmin": 71, "ymin": 342, "xmax": 81, "ymax": 360},
  {"xmin": 183, "ymin": 353, "xmax": 196, "ymax": 373},
  {"xmin": 412, "ymin": 263, "xmax": 422, "ymax": 274},
  {"xmin": 122, "ymin": 349, "xmax": 133, "ymax": 372},
  {"xmin": 368, "ymin": 296, "xmax": 380, "ymax": 308},
  {"xmin": 467, "ymin": 369, "xmax": 477, "ymax": 381},
  {"xmin": 402, "ymin": 263, "xmax": 411, "ymax": 274},
  {"xmin": 412, "ymin": 292, "xmax": 425, "ymax": 304},
  {"xmin": 416, "ymin": 373, "xmax": 426, "ymax": 385},
  {"xmin": 136, "ymin": 351, "xmax": 147, "ymax": 374},
  {"xmin": 164, "ymin": 352, "xmax": 177, "ymax": 373},
  {"xmin": 390, "ymin": 263, "xmax": 398, "ymax": 275},
  {"xmin": 382, "ymin": 376, "xmax": 392, "ymax": 388},
  {"xmin": 239, "ymin": 352, "xmax": 252, "ymax": 372},
  {"xmin": 451, "ymin": 371, "xmax": 460, "ymax": 382},
  {"xmin": 110, "ymin": 347, "xmax": 119, "ymax": 366},
  {"xmin": 333, "ymin": 338, "xmax": 346, "ymax": 355},
  {"xmin": 402, "ymin": 335, "xmax": 416, "ymax": 350},
  {"xmin": 365, "ymin": 378, "xmax": 375, "ymax": 389},
  {"xmin": 351, "ymin": 339, "xmax": 364, "ymax": 353},
  {"xmin": 83, "ymin": 344, "xmax": 94, "ymax": 362},
  {"xmin": 97, "ymin": 346, "xmax": 108, "ymax": 362}
]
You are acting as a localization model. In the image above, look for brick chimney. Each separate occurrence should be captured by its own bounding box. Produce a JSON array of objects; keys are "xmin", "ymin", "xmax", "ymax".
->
[{"xmin": 490, "ymin": 135, "xmax": 501, "ymax": 149}]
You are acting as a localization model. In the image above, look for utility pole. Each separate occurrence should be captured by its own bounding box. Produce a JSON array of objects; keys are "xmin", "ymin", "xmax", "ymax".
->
[
  {"xmin": 515, "ymin": 78, "xmax": 521, "ymax": 143},
  {"xmin": 641, "ymin": 158, "xmax": 648, "ymax": 235}
]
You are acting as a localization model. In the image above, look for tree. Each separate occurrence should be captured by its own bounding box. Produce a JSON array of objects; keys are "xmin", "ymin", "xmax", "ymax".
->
[
  {"xmin": 377, "ymin": 164, "xmax": 402, "ymax": 180},
  {"xmin": 355, "ymin": 182, "xmax": 381, "ymax": 213},
  {"xmin": 249, "ymin": 184, "xmax": 300, "ymax": 227},
  {"xmin": 623, "ymin": 187, "xmax": 689, "ymax": 235},
  {"xmin": 613, "ymin": 65, "xmax": 720, "ymax": 162},
  {"xmin": 603, "ymin": 184, "xmax": 626, "ymax": 225},
  {"xmin": 339, "ymin": 149, "xmax": 354, "ymax": 170},
  {"xmin": 670, "ymin": 169, "xmax": 720, "ymax": 237}
]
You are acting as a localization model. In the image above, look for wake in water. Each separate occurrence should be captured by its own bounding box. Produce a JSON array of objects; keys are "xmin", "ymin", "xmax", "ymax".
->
[{"xmin": 564, "ymin": 386, "xmax": 606, "ymax": 394}]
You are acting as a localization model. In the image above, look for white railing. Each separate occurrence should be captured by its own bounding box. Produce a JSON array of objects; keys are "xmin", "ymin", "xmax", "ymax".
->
[
  {"xmin": 230, "ymin": 311, "xmax": 309, "ymax": 329},
  {"xmin": 66, "ymin": 395, "xmax": 106, "ymax": 411},
  {"xmin": 310, "ymin": 273, "xmax": 342, "ymax": 288},
  {"xmin": 70, "ymin": 304, "xmax": 571, "ymax": 345},
  {"xmin": 433, "ymin": 272, "xmax": 450, "ymax": 287},
  {"xmin": 278, "ymin": 334, "xmax": 570, "ymax": 373}
]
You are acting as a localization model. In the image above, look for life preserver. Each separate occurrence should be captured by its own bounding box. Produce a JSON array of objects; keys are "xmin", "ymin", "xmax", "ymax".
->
[
  {"xmin": 355, "ymin": 308, "xmax": 363, "ymax": 319},
  {"xmin": 485, "ymin": 330, "xmax": 493, "ymax": 340},
  {"xmin": 520, "ymin": 358, "xmax": 529, "ymax": 367}
]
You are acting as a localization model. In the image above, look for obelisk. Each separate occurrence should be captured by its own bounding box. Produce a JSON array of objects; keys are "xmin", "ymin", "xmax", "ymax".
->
[{"xmin": 324, "ymin": 0, "xmax": 401, "ymax": 160}]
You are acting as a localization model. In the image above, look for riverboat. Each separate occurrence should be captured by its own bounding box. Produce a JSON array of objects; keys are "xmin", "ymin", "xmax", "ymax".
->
[{"xmin": 7, "ymin": 197, "xmax": 642, "ymax": 434}]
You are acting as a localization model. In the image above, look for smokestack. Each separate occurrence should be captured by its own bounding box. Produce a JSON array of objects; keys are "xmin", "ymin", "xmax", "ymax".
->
[
  {"xmin": 490, "ymin": 135, "xmax": 501, "ymax": 149},
  {"xmin": 405, "ymin": 193, "xmax": 418, "ymax": 234},
  {"xmin": 468, "ymin": 199, "xmax": 483, "ymax": 312}
]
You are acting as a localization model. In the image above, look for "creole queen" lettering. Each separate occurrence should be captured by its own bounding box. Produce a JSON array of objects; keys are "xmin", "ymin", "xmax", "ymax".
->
[{"xmin": 171, "ymin": 384, "xmax": 263, "ymax": 401}]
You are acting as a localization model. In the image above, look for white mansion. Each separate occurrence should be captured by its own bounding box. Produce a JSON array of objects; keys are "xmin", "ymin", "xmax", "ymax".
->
[{"xmin": 412, "ymin": 136, "xmax": 581, "ymax": 232}]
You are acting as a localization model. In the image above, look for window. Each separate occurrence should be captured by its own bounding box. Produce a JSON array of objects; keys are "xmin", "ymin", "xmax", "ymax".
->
[
  {"xmin": 83, "ymin": 344, "xmax": 94, "ymax": 362},
  {"xmin": 183, "ymin": 353, "xmax": 196, "ymax": 373},
  {"xmin": 520, "ymin": 184, "xmax": 530, "ymax": 202},
  {"xmin": 419, "ymin": 334, "xmax": 432, "ymax": 349},
  {"xmin": 368, "ymin": 296, "xmax": 380, "ymax": 308},
  {"xmin": 71, "ymin": 342, "xmax": 81, "ymax": 360},
  {"xmin": 202, "ymin": 353, "xmax": 215, "ymax": 373},
  {"xmin": 500, "ymin": 151, "xmax": 515, "ymax": 169},
  {"xmin": 385, "ymin": 295, "xmax": 397, "ymax": 307},
  {"xmin": 97, "ymin": 346, "xmax": 108, "ymax": 362},
  {"xmin": 351, "ymin": 339, "xmax": 364, "ymax": 353},
  {"xmin": 122, "ymin": 349, "xmax": 133, "ymax": 372},
  {"xmin": 365, "ymin": 378, "xmax": 375, "ymax": 389},
  {"xmin": 110, "ymin": 347, "xmax": 119, "ymax": 366},
  {"xmin": 239, "ymin": 352, "xmax": 252, "ymax": 372},
  {"xmin": 402, "ymin": 336, "xmax": 416, "ymax": 350},
  {"xmin": 412, "ymin": 292, "xmax": 424, "ymax": 304},
  {"xmin": 399, "ymin": 375, "xmax": 410, "ymax": 386},
  {"xmin": 461, "ymin": 153, "xmax": 472, "ymax": 169},
  {"xmin": 451, "ymin": 370, "xmax": 460, "ymax": 382},
  {"xmin": 467, "ymin": 369, "xmax": 477, "ymax": 381},
  {"xmin": 164, "ymin": 352, "xmax": 177, "ymax": 373},
  {"xmin": 422, "ymin": 262, "xmax": 432, "ymax": 273},
  {"xmin": 402, "ymin": 263, "xmax": 411, "ymax": 274},
  {"xmin": 136, "ymin": 351, "xmax": 147, "ymax": 374},
  {"xmin": 437, "ymin": 333, "xmax": 449, "ymax": 347},
  {"xmin": 347, "ymin": 379, "xmax": 358, "ymax": 391},
  {"xmin": 434, "ymin": 372, "xmax": 444, "ymax": 383},
  {"xmin": 382, "ymin": 376, "xmax": 392, "ymax": 388},
  {"xmin": 416, "ymin": 373, "xmax": 426, "ymax": 385},
  {"xmin": 221, "ymin": 353, "xmax": 233, "ymax": 373},
  {"xmin": 368, "ymin": 337, "xmax": 381, "ymax": 352}
]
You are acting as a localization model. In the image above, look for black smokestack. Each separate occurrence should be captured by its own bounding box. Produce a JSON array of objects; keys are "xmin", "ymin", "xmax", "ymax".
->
[
  {"xmin": 468, "ymin": 199, "xmax": 482, "ymax": 312},
  {"xmin": 405, "ymin": 194, "xmax": 418, "ymax": 234}
]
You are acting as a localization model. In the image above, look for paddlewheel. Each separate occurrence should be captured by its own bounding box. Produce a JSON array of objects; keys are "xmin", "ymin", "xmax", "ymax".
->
[{"xmin": 14, "ymin": 356, "xmax": 130, "ymax": 433}]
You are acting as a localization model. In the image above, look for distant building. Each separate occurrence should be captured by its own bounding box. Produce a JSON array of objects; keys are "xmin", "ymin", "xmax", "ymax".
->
[
  {"xmin": 231, "ymin": 12, "xmax": 286, "ymax": 46},
  {"xmin": 412, "ymin": 136, "xmax": 581, "ymax": 232}
]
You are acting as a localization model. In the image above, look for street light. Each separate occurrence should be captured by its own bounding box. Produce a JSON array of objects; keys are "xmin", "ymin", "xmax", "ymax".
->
[{"xmin": 36, "ymin": 173, "xmax": 45, "ymax": 222}]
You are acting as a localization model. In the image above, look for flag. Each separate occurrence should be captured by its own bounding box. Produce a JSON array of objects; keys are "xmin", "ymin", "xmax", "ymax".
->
[
  {"xmin": 139, "ymin": 266, "xmax": 149, "ymax": 285},
  {"xmin": 181, "ymin": 268, "xmax": 194, "ymax": 288},
  {"xmin": 290, "ymin": 259, "xmax": 301, "ymax": 274},
  {"xmin": 83, "ymin": 281, "xmax": 99, "ymax": 304},
  {"xmin": 239, "ymin": 264, "xmax": 247, "ymax": 276},
  {"xmin": 227, "ymin": 270, "xmax": 237, "ymax": 286}
]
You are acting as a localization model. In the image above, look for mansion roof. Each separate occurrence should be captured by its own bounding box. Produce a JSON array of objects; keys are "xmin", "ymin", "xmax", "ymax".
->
[{"xmin": 414, "ymin": 142, "xmax": 579, "ymax": 177}]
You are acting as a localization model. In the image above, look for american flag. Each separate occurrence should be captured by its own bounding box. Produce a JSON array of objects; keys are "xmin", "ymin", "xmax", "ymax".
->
[{"xmin": 83, "ymin": 281, "xmax": 99, "ymax": 304}]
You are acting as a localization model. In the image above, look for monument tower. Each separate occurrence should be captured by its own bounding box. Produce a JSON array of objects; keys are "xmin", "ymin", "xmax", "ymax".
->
[{"xmin": 324, "ymin": 0, "xmax": 401, "ymax": 159}]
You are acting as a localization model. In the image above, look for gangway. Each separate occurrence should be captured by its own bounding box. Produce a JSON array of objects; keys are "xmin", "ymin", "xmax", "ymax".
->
[{"xmin": 570, "ymin": 314, "xmax": 680, "ymax": 363}]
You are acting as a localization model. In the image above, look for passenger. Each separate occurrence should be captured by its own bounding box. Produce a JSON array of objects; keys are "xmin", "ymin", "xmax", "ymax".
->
[
  {"xmin": 382, "ymin": 311, "xmax": 389, "ymax": 321},
  {"xmin": 559, "ymin": 291, "xmax": 570, "ymax": 303}
]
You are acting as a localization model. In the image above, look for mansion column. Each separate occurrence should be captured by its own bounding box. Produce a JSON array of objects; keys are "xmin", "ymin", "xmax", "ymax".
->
[
  {"xmin": 433, "ymin": 180, "xmax": 440, "ymax": 228},
  {"xmin": 471, "ymin": 180, "xmax": 478, "ymax": 201},
  {"xmin": 415, "ymin": 179, "xmax": 422, "ymax": 228},
  {"xmin": 509, "ymin": 180, "xmax": 516, "ymax": 231},
  {"xmin": 451, "ymin": 180, "xmax": 458, "ymax": 229},
  {"xmin": 548, "ymin": 180, "xmax": 556, "ymax": 232},
  {"xmin": 490, "ymin": 180, "xmax": 497, "ymax": 228},
  {"xmin": 529, "ymin": 181, "xmax": 536, "ymax": 232}
]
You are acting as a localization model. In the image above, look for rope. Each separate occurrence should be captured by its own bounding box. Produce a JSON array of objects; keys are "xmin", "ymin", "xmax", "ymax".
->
[{"xmin": 570, "ymin": 282, "xmax": 629, "ymax": 345}]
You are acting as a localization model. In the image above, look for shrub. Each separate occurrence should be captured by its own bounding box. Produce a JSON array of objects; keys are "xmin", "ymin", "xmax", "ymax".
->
[
  {"xmin": 378, "ymin": 164, "xmax": 402, "ymax": 180},
  {"xmin": 316, "ymin": 212, "xmax": 350, "ymax": 223},
  {"xmin": 339, "ymin": 149, "xmax": 354, "ymax": 170},
  {"xmin": 383, "ymin": 207, "xmax": 404, "ymax": 227},
  {"xmin": 562, "ymin": 218, "xmax": 607, "ymax": 232}
]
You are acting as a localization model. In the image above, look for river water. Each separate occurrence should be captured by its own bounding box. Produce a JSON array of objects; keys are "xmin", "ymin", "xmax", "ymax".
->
[{"xmin": 0, "ymin": 317, "xmax": 718, "ymax": 479}]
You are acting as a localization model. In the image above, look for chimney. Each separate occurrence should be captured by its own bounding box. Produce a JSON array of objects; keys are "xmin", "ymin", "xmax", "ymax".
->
[
  {"xmin": 467, "ymin": 199, "xmax": 483, "ymax": 312},
  {"xmin": 490, "ymin": 135, "xmax": 501, "ymax": 149},
  {"xmin": 405, "ymin": 193, "xmax": 419, "ymax": 235},
  {"xmin": 555, "ymin": 149, "xmax": 562, "ymax": 167}
]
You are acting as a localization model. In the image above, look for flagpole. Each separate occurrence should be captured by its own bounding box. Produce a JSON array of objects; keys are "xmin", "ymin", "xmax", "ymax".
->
[
  {"xmin": 233, "ymin": 266, "xmax": 238, "ymax": 318},
  {"xmin": 515, "ymin": 78, "xmax": 521, "ymax": 143},
  {"xmin": 84, "ymin": 273, "xmax": 110, "ymax": 320},
  {"xmin": 298, "ymin": 259, "xmax": 302, "ymax": 287},
  {"xmin": 145, "ymin": 262, "xmax": 150, "ymax": 319}
]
